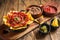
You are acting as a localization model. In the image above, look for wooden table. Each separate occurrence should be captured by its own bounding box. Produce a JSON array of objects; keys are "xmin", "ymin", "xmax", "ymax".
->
[{"xmin": 0, "ymin": 0, "xmax": 60, "ymax": 40}]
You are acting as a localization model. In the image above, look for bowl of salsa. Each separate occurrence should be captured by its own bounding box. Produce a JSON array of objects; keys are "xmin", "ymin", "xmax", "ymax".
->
[{"xmin": 43, "ymin": 5, "xmax": 57, "ymax": 16}]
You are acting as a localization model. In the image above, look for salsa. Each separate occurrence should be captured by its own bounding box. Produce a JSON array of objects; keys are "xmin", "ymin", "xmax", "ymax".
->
[{"xmin": 43, "ymin": 6, "xmax": 56, "ymax": 14}]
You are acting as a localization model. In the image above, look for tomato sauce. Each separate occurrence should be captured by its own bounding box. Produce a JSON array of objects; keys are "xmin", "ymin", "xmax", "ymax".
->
[{"xmin": 43, "ymin": 6, "xmax": 56, "ymax": 14}]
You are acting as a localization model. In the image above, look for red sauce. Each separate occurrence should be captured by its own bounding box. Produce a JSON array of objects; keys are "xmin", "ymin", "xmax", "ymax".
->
[
  {"xmin": 7, "ymin": 12, "xmax": 29, "ymax": 27},
  {"xmin": 43, "ymin": 6, "xmax": 56, "ymax": 14}
]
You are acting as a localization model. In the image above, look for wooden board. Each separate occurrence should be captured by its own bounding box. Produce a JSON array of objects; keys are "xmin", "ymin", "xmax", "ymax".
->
[
  {"xmin": 0, "ymin": 13, "xmax": 60, "ymax": 40},
  {"xmin": 0, "ymin": 23, "xmax": 39, "ymax": 40}
]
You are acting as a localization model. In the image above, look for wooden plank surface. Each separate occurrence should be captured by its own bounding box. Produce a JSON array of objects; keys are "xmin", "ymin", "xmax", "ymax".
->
[{"xmin": 0, "ymin": 0, "xmax": 60, "ymax": 40}]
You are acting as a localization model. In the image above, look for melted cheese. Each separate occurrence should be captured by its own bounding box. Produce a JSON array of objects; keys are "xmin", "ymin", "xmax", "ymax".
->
[{"xmin": 10, "ymin": 26, "xmax": 27, "ymax": 30}]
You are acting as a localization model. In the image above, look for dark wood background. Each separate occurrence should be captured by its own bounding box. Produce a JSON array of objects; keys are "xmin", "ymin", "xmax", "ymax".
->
[{"xmin": 0, "ymin": 0, "xmax": 60, "ymax": 40}]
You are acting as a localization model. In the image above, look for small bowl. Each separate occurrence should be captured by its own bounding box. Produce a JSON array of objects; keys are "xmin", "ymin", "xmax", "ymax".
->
[
  {"xmin": 43, "ymin": 5, "xmax": 57, "ymax": 17},
  {"xmin": 50, "ymin": 17, "xmax": 60, "ymax": 31},
  {"xmin": 26, "ymin": 5, "xmax": 43, "ymax": 19},
  {"xmin": 39, "ymin": 23, "xmax": 51, "ymax": 34}
]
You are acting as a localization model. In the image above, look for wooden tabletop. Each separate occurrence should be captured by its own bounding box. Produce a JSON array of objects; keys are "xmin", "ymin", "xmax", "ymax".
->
[{"xmin": 0, "ymin": 0, "xmax": 60, "ymax": 40}]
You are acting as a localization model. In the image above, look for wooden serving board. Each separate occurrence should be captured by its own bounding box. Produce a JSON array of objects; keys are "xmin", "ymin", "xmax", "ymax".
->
[
  {"xmin": 0, "ymin": 14, "xmax": 56, "ymax": 40},
  {"xmin": 0, "ymin": 23, "xmax": 39, "ymax": 40}
]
